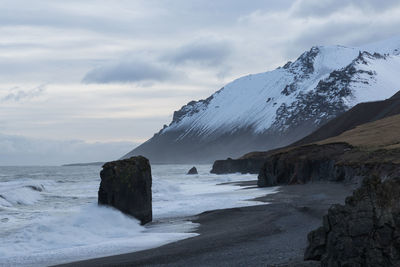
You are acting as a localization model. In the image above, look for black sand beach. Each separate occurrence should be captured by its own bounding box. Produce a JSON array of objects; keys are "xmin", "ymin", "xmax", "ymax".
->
[{"xmin": 57, "ymin": 181, "xmax": 356, "ymax": 267}]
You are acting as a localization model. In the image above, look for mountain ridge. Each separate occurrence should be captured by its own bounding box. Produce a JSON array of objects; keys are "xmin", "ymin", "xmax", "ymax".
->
[{"xmin": 123, "ymin": 37, "xmax": 400, "ymax": 163}]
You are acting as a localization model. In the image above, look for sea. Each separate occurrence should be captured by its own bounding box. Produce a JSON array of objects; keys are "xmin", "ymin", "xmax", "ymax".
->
[{"xmin": 0, "ymin": 164, "xmax": 278, "ymax": 266}]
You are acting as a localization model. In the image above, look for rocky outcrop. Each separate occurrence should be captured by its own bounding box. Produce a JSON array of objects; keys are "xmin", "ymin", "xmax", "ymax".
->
[
  {"xmin": 98, "ymin": 156, "xmax": 152, "ymax": 225},
  {"xmin": 257, "ymin": 143, "xmax": 400, "ymax": 187},
  {"xmin": 187, "ymin": 166, "xmax": 198, "ymax": 175},
  {"xmin": 305, "ymin": 175, "xmax": 400, "ymax": 266},
  {"xmin": 211, "ymin": 158, "xmax": 267, "ymax": 174}
]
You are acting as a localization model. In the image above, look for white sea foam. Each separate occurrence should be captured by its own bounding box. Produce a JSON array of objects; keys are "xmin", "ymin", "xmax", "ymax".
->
[
  {"xmin": 0, "ymin": 164, "xmax": 278, "ymax": 266},
  {"xmin": 0, "ymin": 204, "xmax": 197, "ymax": 266},
  {"xmin": 0, "ymin": 179, "xmax": 48, "ymax": 207}
]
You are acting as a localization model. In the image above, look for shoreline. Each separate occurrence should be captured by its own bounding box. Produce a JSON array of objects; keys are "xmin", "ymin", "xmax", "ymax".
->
[{"xmin": 57, "ymin": 181, "xmax": 355, "ymax": 267}]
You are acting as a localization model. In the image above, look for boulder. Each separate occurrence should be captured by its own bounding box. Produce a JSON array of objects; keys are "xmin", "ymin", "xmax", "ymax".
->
[
  {"xmin": 187, "ymin": 166, "xmax": 198, "ymax": 175},
  {"xmin": 98, "ymin": 156, "xmax": 152, "ymax": 225},
  {"xmin": 305, "ymin": 175, "xmax": 400, "ymax": 266}
]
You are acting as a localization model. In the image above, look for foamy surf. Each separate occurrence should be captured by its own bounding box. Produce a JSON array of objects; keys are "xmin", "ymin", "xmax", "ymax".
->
[{"xmin": 0, "ymin": 164, "xmax": 278, "ymax": 266}]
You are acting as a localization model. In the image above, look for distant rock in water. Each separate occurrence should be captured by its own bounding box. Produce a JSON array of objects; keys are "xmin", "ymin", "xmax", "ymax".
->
[
  {"xmin": 305, "ymin": 175, "xmax": 400, "ymax": 266},
  {"xmin": 187, "ymin": 166, "xmax": 198, "ymax": 175},
  {"xmin": 98, "ymin": 156, "xmax": 152, "ymax": 225}
]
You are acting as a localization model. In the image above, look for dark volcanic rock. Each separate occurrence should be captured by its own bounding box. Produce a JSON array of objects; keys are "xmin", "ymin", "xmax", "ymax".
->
[
  {"xmin": 98, "ymin": 156, "xmax": 152, "ymax": 225},
  {"xmin": 187, "ymin": 166, "xmax": 198, "ymax": 175},
  {"xmin": 305, "ymin": 175, "xmax": 400, "ymax": 266},
  {"xmin": 257, "ymin": 143, "xmax": 400, "ymax": 187},
  {"xmin": 211, "ymin": 158, "xmax": 266, "ymax": 174}
]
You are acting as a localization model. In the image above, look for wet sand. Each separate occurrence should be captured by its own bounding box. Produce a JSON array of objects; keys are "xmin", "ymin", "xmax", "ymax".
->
[{"xmin": 57, "ymin": 182, "xmax": 355, "ymax": 267}]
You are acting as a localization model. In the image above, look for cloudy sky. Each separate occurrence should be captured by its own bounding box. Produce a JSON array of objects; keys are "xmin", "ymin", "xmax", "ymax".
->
[{"xmin": 1, "ymin": 0, "xmax": 400, "ymax": 165}]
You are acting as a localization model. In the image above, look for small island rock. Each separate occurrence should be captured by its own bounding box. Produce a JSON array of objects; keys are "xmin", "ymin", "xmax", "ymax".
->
[
  {"xmin": 98, "ymin": 156, "xmax": 152, "ymax": 225},
  {"xmin": 187, "ymin": 166, "xmax": 198, "ymax": 175}
]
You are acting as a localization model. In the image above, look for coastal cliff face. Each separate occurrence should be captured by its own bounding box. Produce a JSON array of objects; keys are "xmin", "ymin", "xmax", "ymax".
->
[
  {"xmin": 257, "ymin": 143, "xmax": 400, "ymax": 187},
  {"xmin": 211, "ymin": 158, "xmax": 266, "ymax": 174},
  {"xmin": 305, "ymin": 175, "xmax": 400, "ymax": 266},
  {"xmin": 258, "ymin": 113, "xmax": 400, "ymax": 187},
  {"xmin": 98, "ymin": 156, "xmax": 152, "ymax": 225}
]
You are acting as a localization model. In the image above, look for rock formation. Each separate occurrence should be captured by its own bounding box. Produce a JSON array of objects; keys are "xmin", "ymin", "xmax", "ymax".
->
[
  {"xmin": 187, "ymin": 166, "xmax": 198, "ymax": 175},
  {"xmin": 98, "ymin": 156, "xmax": 152, "ymax": 225},
  {"xmin": 257, "ymin": 142, "xmax": 400, "ymax": 187},
  {"xmin": 305, "ymin": 175, "xmax": 400, "ymax": 266},
  {"xmin": 211, "ymin": 158, "xmax": 266, "ymax": 174}
]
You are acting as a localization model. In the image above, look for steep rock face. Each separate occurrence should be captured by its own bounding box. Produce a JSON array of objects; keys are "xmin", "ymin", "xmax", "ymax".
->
[
  {"xmin": 98, "ymin": 156, "xmax": 152, "ymax": 225},
  {"xmin": 305, "ymin": 175, "xmax": 400, "ymax": 266},
  {"xmin": 257, "ymin": 143, "xmax": 400, "ymax": 187},
  {"xmin": 124, "ymin": 38, "xmax": 400, "ymax": 163},
  {"xmin": 211, "ymin": 158, "xmax": 267, "ymax": 174}
]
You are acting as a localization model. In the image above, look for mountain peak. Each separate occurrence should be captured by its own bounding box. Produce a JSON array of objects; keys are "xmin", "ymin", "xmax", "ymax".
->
[{"xmin": 123, "ymin": 37, "xmax": 400, "ymax": 163}]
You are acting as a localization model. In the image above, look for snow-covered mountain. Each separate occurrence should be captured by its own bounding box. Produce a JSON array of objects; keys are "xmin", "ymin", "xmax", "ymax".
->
[{"xmin": 123, "ymin": 37, "xmax": 400, "ymax": 163}]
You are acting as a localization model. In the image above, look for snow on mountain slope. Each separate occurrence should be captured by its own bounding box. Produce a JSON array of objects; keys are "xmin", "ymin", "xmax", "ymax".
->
[
  {"xmin": 124, "ymin": 37, "xmax": 400, "ymax": 163},
  {"xmin": 166, "ymin": 45, "xmax": 360, "ymax": 139},
  {"xmin": 348, "ymin": 53, "xmax": 400, "ymax": 106}
]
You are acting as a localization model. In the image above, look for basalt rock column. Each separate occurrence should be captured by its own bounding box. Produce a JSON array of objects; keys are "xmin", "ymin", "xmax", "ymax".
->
[{"xmin": 98, "ymin": 156, "xmax": 152, "ymax": 225}]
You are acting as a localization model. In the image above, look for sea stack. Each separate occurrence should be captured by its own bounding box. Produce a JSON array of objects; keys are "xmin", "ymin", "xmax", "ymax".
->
[
  {"xmin": 98, "ymin": 156, "xmax": 152, "ymax": 225},
  {"xmin": 187, "ymin": 166, "xmax": 198, "ymax": 175}
]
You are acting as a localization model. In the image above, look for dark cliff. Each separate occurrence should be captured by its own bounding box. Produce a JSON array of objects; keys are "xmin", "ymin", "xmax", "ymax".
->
[
  {"xmin": 257, "ymin": 142, "xmax": 400, "ymax": 187},
  {"xmin": 258, "ymin": 113, "xmax": 400, "ymax": 187},
  {"xmin": 305, "ymin": 175, "xmax": 400, "ymax": 266}
]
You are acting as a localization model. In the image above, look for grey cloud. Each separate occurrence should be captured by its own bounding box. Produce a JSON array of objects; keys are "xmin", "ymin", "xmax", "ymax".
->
[
  {"xmin": 2, "ymin": 84, "xmax": 46, "ymax": 102},
  {"xmin": 0, "ymin": 0, "xmax": 292, "ymax": 35},
  {"xmin": 0, "ymin": 133, "xmax": 137, "ymax": 165},
  {"xmin": 82, "ymin": 60, "xmax": 174, "ymax": 84},
  {"xmin": 166, "ymin": 40, "xmax": 232, "ymax": 66},
  {"xmin": 284, "ymin": 16, "xmax": 400, "ymax": 59},
  {"xmin": 292, "ymin": 0, "xmax": 400, "ymax": 18}
]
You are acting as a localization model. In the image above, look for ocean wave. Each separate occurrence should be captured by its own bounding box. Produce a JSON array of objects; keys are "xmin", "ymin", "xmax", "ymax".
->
[
  {"xmin": 0, "ymin": 180, "xmax": 48, "ymax": 207},
  {"xmin": 0, "ymin": 203, "xmax": 197, "ymax": 266}
]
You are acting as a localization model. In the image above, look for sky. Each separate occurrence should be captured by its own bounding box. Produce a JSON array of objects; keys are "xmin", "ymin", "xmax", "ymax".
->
[{"xmin": 1, "ymin": 0, "xmax": 400, "ymax": 165}]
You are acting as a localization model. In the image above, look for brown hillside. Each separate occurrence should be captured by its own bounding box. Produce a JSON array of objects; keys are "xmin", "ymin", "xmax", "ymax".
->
[
  {"xmin": 293, "ymin": 93, "xmax": 400, "ymax": 146},
  {"xmin": 319, "ymin": 114, "xmax": 400, "ymax": 156}
]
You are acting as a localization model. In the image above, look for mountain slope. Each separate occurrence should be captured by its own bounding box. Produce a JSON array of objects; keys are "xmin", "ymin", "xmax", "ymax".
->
[
  {"xmin": 124, "ymin": 37, "xmax": 400, "ymax": 163},
  {"xmin": 292, "ymin": 91, "xmax": 400, "ymax": 146},
  {"xmin": 211, "ymin": 90, "xmax": 400, "ymax": 174}
]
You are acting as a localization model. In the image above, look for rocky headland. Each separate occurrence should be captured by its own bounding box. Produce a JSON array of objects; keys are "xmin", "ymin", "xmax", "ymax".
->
[
  {"xmin": 98, "ymin": 156, "xmax": 152, "ymax": 225},
  {"xmin": 305, "ymin": 175, "xmax": 400, "ymax": 266},
  {"xmin": 258, "ymin": 113, "xmax": 400, "ymax": 187}
]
